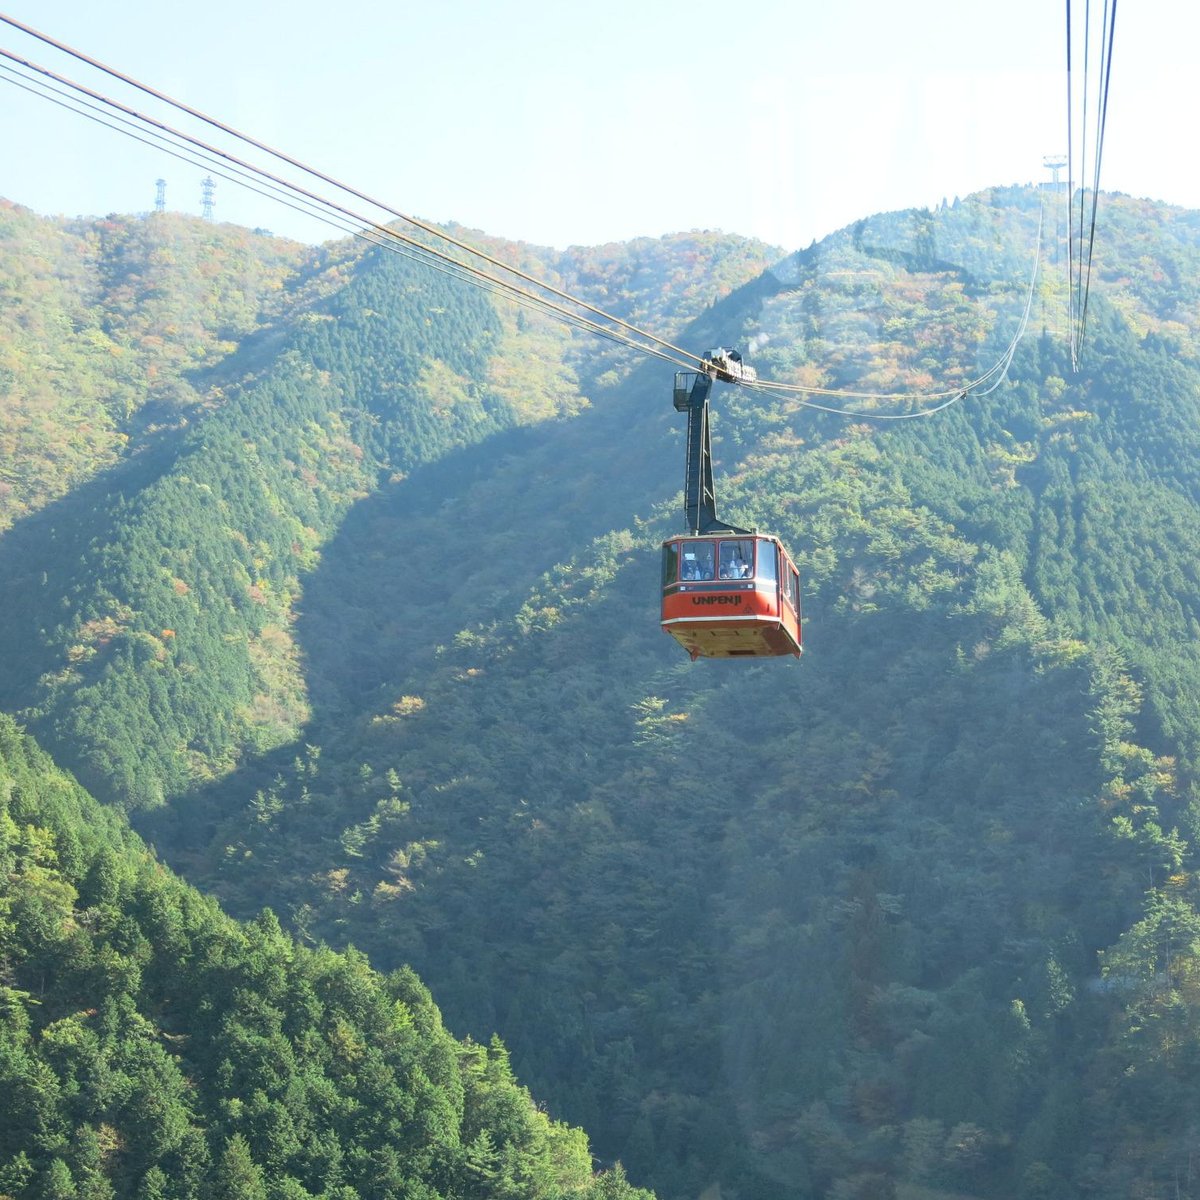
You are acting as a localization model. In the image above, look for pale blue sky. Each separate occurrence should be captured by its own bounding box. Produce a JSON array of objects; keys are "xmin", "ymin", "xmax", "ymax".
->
[{"xmin": 1, "ymin": 0, "xmax": 1195, "ymax": 250}]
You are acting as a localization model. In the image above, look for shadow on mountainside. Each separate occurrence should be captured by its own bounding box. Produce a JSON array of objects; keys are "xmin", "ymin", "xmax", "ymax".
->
[
  {"xmin": 135, "ymin": 346, "xmax": 691, "ymax": 858},
  {"xmin": 135, "ymin": 256, "xmax": 804, "ymax": 862},
  {"xmin": 0, "ymin": 421, "xmax": 192, "ymax": 712}
]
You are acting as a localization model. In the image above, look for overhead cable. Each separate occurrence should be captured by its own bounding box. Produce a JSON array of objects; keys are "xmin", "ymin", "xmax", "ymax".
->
[
  {"xmin": 0, "ymin": 44, "xmax": 697, "ymax": 373},
  {"xmin": 1066, "ymin": 0, "xmax": 1117, "ymax": 369},
  {"xmin": 0, "ymin": 11, "xmax": 705, "ymax": 373},
  {"xmin": 741, "ymin": 197, "xmax": 1045, "ymax": 421},
  {"xmin": 1, "ymin": 11, "xmax": 1046, "ymax": 416}
]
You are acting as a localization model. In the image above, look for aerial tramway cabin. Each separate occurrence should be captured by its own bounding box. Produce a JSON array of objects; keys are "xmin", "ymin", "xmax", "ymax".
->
[
  {"xmin": 661, "ymin": 532, "xmax": 802, "ymax": 660},
  {"xmin": 660, "ymin": 357, "xmax": 802, "ymax": 661}
]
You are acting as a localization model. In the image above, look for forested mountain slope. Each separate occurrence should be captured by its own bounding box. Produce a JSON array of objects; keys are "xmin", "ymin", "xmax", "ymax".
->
[
  {"xmin": 5, "ymin": 187, "xmax": 1200, "ymax": 1200},
  {"xmin": 0, "ymin": 209, "xmax": 772, "ymax": 805},
  {"xmin": 163, "ymin": 334, "xmax": 1200, "ymax": 1200},
  {"xmin": 0, "ymin": 202, "xmax": 307, "ymax": 532},
  {"xmin": 0, "ymin": 713, "xmax": 652, "ymax": 1200}
]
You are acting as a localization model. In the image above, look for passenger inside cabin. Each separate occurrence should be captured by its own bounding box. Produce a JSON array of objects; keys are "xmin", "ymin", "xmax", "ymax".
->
[
  {"xmin": 682, "ymin": 545, "xmax": 715, "ymax": 580},
  {"xmin": 719, "ymin": 540, "xmax": 754, "ymax": 579}
]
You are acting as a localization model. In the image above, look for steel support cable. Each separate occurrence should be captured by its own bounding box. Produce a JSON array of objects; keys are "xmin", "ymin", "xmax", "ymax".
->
[
  {"xmin": 1065, "ymin": 0, "xmax": 1078, "ymax": 363},
  {"xmin": 1, "ymin": 62, "xmax": 528, "ymax": 310},
  {"xmin": 739, "ymin": 382, "xmax": 969, "ymax": 420},
  {"xmin": 0, "ymin": 61, "xmax": 393, "ymax": 237},
  {"xmin": 1071, "ymin": 0, "xmax": 1092, "ymax": 368},
  {"xmin": 967, "ymin": 209, "xmax": 1044, "ymax": 399},
  {"xmin": 741, "ymin": 197, "xmax": 1045, "ymax": 419},
  {"xmin": 1077, "ymin": 0, "xmax": 1116, "ymax": 359},
  {"xmin": 0, "ymin": 46, "xmax": 697, "ymax": 374},
  {"xmin": 0, "ymin": 54, "xmax": 612, "ymax": 331},
  {"xmin": 0, "ymin": 12, "xmax": 706, "ymax": 372},
  {"xmin": 0, "ymin": 63, "xmax": 680, "ymax": 363},
  {"xmin": 0, "ymin": 64, "xmax": 537, "ymax": 320},
  {"xmin": 1066, "ymin": 0, "xmax": 1115, "ymax": 369},
  {"xmin": 0, "ymin": 11, "xmax": 1050, "ymax": 412}
]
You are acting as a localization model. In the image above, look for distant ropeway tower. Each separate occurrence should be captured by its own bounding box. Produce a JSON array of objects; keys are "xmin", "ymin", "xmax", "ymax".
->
[
  {"xmin": 155, "ymin": 178, "xmax": 166, "ymax": 212},
  {"xmin": 1043, "ymin": 155, "xmax": 1067, "ymax": 188},
  {"xmin": 201, "ymin": 176, "xmax": 216, "ymax": 220}
]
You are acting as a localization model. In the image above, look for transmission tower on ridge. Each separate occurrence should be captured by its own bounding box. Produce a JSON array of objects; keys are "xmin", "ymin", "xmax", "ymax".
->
[
  {"xmin": 201, "ymin": 176, "xmax": 216, "ymax": 221},
  {"xmin": 155, "ymin": 179, "xmax": 166, "ymax": 212}
]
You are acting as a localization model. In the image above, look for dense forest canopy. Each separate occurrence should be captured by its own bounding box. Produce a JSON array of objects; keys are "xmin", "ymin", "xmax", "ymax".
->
[
  {"xmin": 3, "ymin": 184, "xmax": 1200, "ymax": 1199},
  {"xmin": 0, "ymin": 713, "xmax": 651, "ymax": 1200}
]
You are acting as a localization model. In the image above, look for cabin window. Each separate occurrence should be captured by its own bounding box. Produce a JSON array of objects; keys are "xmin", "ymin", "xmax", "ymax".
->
[
  {"xmin": 757, "ymin": 541, "xmax": 778, "ymax": 585},
  {"xmin": 680, "ymin": 541, "xmax": 716, "ymax": 581},
  {"xmin": 662, "ymin": 542, "xmax": 679, "ymax": 587},
  {"xmin": 719, "ymin": 539, "xmax": 754, "ymax": 579},
  {"xmin": 783, "ymin": 564, "xmax": 800, "ymax": 611}
]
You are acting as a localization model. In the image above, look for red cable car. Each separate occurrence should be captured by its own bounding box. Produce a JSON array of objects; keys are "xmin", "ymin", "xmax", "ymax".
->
[
  {"xmin": 661, "ymin": 532, "xmax": 802, "ymax": 660},
  {"xmin": 660, "ymin": 358, "xmax": 802, "ymax": 661}
]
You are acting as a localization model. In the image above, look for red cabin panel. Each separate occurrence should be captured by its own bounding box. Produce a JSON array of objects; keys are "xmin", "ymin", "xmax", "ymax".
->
[{"xmin": 660, "ymin": 534, "xmax": 802, "ymax": 660}]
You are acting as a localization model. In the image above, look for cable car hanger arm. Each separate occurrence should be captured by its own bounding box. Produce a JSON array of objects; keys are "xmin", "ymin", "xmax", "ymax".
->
[{"xmin": 673, "ymin": 358, "xmax": 753, "ymax": 537}]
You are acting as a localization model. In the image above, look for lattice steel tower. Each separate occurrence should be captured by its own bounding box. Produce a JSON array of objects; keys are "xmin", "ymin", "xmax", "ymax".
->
[
  {"xmin": 201, "ymin": 176, "xmax": 216, "ymax": 220},
  {"xmin": 155, "ymin": 179, "xmax": 166, "ymax": 212}
]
